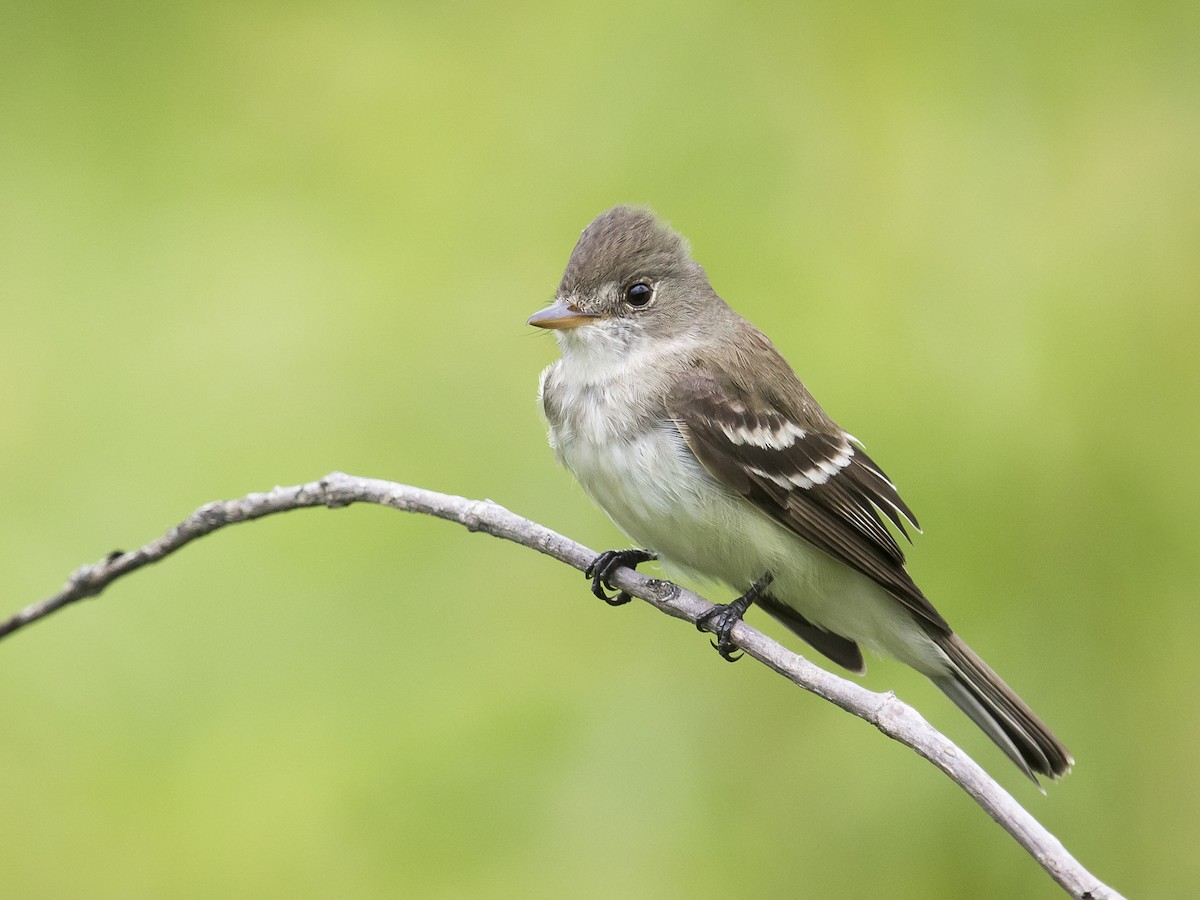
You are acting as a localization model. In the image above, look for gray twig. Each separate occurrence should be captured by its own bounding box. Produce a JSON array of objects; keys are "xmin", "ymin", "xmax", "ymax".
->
[{"xmin": 2, "ymin": 472, "xmax": 1122, "ymax": 899}]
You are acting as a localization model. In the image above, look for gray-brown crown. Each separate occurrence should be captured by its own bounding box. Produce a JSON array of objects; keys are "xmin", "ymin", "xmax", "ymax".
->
[{"xmin": 559, "ymin": 206, "xmax": 698, "ymax": 297}]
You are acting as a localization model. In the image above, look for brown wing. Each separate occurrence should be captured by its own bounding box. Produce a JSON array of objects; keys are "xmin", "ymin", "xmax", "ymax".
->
[{"xmin": 668, "ymin": 369, "xmax": 950, "ymax": 636}]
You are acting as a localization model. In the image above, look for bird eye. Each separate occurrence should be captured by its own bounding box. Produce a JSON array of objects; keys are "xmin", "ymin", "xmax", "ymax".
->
[{"xmin": 625, "ymin": 282, "xmax": 653, "ymax": 307}]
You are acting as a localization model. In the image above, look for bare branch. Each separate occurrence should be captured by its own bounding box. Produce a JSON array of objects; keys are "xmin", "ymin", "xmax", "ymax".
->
[{"xmin": 3, "ymin": 472, "xmax": 1122, "ymax": 899}]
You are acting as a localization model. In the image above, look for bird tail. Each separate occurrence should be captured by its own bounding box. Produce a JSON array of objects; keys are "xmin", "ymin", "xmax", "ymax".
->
[{"xmin": 930, "ymin": 632, "xmax": 1073, "ymax": 783}]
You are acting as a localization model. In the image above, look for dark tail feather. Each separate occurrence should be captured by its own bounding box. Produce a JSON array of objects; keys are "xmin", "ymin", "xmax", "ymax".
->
[{"xmin": 931, "ymin": 633, "xmax": 1073, "ymax": 783}]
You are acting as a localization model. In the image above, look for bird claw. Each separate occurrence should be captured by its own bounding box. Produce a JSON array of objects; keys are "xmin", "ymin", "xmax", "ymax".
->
[
  {"xmin": 697, "ymin": 604, "xmax": 746, "ymax": 661},
  {"xmin": 694, "ymin": 573, "xmax": 772, "ymax": 662},
  {"xmin": 708, "ymin": 639, "xmax": 743, "ymax": 662},
  {"xmin": 586, "ymin": 549, "xmax": 655, "ymax": 607}
]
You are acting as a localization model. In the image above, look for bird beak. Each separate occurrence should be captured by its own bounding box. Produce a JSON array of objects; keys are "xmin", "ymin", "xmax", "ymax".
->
[{"xmin": 527, "ymin": 299, "xmax": 599, "ymax": 330}]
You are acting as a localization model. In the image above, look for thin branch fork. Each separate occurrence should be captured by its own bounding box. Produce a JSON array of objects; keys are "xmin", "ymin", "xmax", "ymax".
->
[{"xmin": 1, "ymin": 472, "xmax": 1122, "ymax": 900}]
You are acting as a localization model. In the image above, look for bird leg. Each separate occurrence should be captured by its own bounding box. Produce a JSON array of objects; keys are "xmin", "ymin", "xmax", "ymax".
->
[
  {"xmin": 585, "ymin": 549, "xmax": 657, "ymax": 606},
  {"xmin": 695, "ymin": 572, "xmax": 774, "ymax": 662}
]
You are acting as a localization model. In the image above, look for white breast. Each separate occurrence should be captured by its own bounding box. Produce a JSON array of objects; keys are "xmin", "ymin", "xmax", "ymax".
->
[{"xmin": 541, "ymin": 349, "xmax": 772, "ymax": 584}]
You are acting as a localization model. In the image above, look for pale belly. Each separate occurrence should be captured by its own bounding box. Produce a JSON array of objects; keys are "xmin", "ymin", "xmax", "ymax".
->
[{"xmin": 553, "ymin": 420, "xmax": 942, "ymax": 674}]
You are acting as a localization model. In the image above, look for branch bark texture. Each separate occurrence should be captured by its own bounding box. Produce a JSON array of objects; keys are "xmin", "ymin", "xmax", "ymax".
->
[{"xmin": 2, "ymin": 472, "xmax": 1122, "ymax": 899}]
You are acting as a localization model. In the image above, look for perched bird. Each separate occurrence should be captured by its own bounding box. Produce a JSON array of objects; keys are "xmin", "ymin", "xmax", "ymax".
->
[{"xmin": 529, "ymin": 206, "xmax": 1072, "ymax": 782}]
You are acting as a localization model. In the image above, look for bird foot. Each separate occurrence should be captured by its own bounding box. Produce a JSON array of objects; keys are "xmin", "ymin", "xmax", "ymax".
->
[
  {"xmin": 695, "ymin": 573, "xmax": 774, "ymax": 661},
  {"xmin": 585, "ymin": 549, "xmax": 656, "ymax": 606}
]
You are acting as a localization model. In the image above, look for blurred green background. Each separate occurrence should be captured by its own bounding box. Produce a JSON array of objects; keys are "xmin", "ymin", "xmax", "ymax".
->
[{"xmin": 2, "ymin": 1, "xmax": 1196, "ymax": 897}]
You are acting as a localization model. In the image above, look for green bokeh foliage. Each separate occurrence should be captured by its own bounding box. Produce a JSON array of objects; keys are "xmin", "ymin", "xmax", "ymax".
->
[{"xmin": 2, "ymin": 1, "xmax": 1197, "ymax": 897}]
